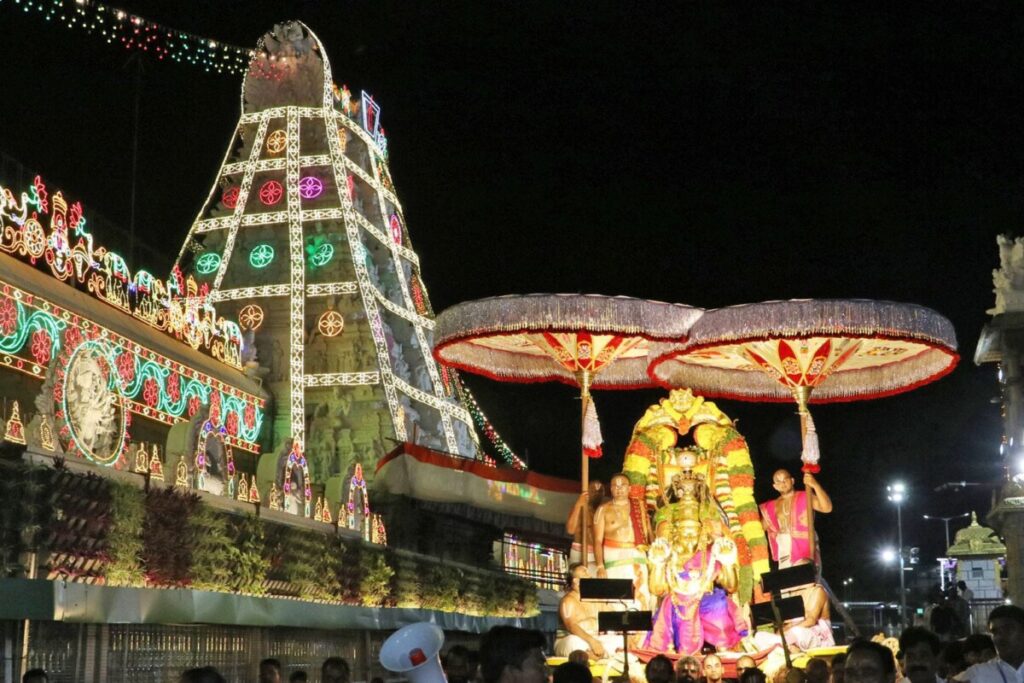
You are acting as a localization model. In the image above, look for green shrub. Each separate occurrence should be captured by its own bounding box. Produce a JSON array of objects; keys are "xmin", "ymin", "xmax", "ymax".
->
[{"xmin": 106, "ymin": 481, "xmax": 145, "ymax": 586}]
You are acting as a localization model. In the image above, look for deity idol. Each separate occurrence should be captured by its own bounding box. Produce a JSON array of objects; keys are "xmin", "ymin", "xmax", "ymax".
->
[{"xmin": 644, "ymin": 454, "xmax": 748, "ymax": 655}]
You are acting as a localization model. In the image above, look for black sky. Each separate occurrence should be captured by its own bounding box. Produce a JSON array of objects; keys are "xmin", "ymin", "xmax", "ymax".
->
[{"xmin": 2, "ymin": 1, "xmax": 1021, "ymax": 594}]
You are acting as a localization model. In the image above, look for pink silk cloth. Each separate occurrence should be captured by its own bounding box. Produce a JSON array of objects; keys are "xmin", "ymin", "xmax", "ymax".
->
[{"xmin": 759, "ymin": 491, "xmax": 812, "ymax": 566}]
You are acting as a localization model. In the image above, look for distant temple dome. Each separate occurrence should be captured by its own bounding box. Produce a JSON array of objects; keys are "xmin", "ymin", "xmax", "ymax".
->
[{"xmin": 947, "ymin": 511, "xmax": 1006, "ymax": 557}]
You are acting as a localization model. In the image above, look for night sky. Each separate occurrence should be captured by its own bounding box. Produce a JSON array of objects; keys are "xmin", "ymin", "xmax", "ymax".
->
[{"xmin": 2, "ymin": 1, "xmax": 1020, "ymax": 596}]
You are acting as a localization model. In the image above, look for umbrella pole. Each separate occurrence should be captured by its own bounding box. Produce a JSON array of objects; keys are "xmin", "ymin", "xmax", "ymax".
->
[
  {"xmin": 579, "ymin": 370, "xmax": 592, "ymax": 566},
  {"xmin": 793, "ymin": 386, "xmax": 816, "ymax": 565}
]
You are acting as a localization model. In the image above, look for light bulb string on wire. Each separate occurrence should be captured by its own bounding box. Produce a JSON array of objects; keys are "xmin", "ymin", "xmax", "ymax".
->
[{"xmin": 4, "ymin": 0, "xmax": 253, "ymax": 75}]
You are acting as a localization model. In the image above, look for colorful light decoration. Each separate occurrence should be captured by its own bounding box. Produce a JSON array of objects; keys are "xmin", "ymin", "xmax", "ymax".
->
[
  {"xmin": 282, "ymin": 441, "xmax": 313, "ymax": 517},
  {"xmin": 0, "ymin": 278, "xmax": 265, "ymax": 451},
  {"xmin": 317, "ymin": 310, "xmax": 344, "ymax": 337},
  {"xmin": 168, "ymin": 22, "xmax": 491, "ymax": 466},
  {"xmin": 52, "ymin": 335, "xmax": 131, "ymax": 467},
  {"xmin": 343, "ymin": 463, "xmax": 371, "ymax": 536},
  {"xmin": 258, "ymin": 180, "xmax": 284, "ymax": 206},
  {"xmin": 9, "ymin": 0, "xmax": 253, "ymax": 75},
  {"xmin": 4, "ymin": 400, "xmax": 26, "ymax": 445},
  {"xmin": 388, "ymin": 214, "xmax": 402, "ymax": 245},
  {"xmin": 0, "ymin": 176, "xmax": 244, "ymax": 368},
  {"xmin": 308, "ymin": 242, "xmax": 334, "ymax": 268},
  {"xmin": 249, "ymin": 243, "xmax": 275, "ymax": 268},
  {"xmin": 195, "ymin": 252, "xmax": 222, "ymax": 274},
  {"xmin": 221, "ymin": 186, "xmax": 240, "ymax": 209},
  {"xmin": 194, "ymin": 419, "xmax": 234, "ymax": 493},
  {"xmin": 266, "ymin": 130, "xmax": 288, "ymax": 154},
  {"xmin": 238, "ymin": 304, "xmax": 265, "ymax": 331},
  {"xmin": 298, "ymin": 176, "xmax": 324, "ymax": 200}
]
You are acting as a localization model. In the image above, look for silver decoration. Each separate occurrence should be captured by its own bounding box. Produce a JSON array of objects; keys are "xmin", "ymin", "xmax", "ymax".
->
[
  {"xmin": 434, "ymin": 294, "xmax": 704, "ymax": 388},
  {"xmin": 649, "ymin": 298, "xmax": 958, "ymax": 401}
]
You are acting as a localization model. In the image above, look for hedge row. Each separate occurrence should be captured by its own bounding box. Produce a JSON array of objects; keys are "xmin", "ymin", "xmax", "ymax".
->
[{"xmin": 0, "ymin": 457, "xmax": 538, "ymax": 617}]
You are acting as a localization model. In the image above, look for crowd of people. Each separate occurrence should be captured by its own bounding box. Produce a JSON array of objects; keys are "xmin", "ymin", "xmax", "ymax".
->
[
  {"xmin": 16, "ymin": 655, "xmax": 353, "ymax": 683},
  {"xmin": 448, "ymin": 604, "xmax": 1024, "ymax": 683}
]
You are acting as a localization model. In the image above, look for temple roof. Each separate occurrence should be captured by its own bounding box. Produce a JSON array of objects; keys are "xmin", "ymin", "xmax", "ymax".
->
[{"xmin": 947, "ymin": 511, "xmax": 1006, "ymax": 557}]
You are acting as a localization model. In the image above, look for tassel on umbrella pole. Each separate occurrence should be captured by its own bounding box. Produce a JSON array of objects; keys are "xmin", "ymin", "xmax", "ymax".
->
[
  {"xmin": 578, "ymin": 369, "xmax": 592, "ymax": 563},
  {"xmin": 793, "ymin": 385, "xmax": 818, "ymax": 564}
]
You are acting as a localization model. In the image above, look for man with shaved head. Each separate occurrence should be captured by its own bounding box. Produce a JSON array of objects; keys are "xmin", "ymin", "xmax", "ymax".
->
[{"xmin": 759, "ymin": 469, "xmax": 832, "ymax": 567}]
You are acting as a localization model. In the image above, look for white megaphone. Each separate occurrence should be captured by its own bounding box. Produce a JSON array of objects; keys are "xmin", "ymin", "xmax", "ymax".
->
[{"xmin": 379, "ymin": 622, "xmax": 448, "ymax": 683}]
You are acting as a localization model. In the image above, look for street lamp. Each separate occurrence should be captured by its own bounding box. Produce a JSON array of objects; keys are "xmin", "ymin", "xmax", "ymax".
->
[
  {"xmin": 922, "ymin": 512, "xmax": 970, "ymax": 549},
  {"xmin": 843, "ymin": 577, "xmax": 854, "ymax": 602},
  {"xmin": 887, "ymin": 482, "xmax": 908, "ymax": 629}
]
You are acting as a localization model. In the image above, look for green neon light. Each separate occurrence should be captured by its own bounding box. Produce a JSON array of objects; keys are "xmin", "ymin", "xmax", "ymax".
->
[
  {"xmin": 249, "ymin": 244, "xmax": 275, "ymax": 268},
  {"xmin": 195, "ymin": 252, "xmax": 222, "ymax": 274},
  {"xmin": 309, "ymin": 242, "xmax": 334, "ymax": 268}
]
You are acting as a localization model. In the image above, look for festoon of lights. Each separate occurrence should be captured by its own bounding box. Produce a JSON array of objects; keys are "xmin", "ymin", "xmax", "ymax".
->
[{"xmin": 5, "ymin": 0, "xmax": 253, "ymax": 74}]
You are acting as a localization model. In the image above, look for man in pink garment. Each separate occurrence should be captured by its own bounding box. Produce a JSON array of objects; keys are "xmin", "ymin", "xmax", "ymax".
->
[{"xmin": 759, "ymin": 469, "xmax": 832, "ymax": 567}]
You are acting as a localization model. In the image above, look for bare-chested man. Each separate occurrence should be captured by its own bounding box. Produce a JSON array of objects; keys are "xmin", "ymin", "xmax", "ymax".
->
[
  {"xmin": 553, "ymin": 564, "xmax": 620, "ymax": 658},
  {"xmin": 781, "ymin": 574, "xmax": 834, "ymax": 650},
  {"xmin": 566, "ymin": 481, "xmax": 605, "ymax": 570},
  {"xmin": 759, "ymin": 469, "xmax": 832, "ymax": 567},
  {"xmin": 593, "ymin": 473, "xmax": 650, "ymax": 605}
]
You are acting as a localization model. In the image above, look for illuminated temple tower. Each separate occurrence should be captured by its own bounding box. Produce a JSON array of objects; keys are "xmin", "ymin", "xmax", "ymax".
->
[{"xmin": 174, "ymin": 22, "xmax": 518, "ymax": 489}]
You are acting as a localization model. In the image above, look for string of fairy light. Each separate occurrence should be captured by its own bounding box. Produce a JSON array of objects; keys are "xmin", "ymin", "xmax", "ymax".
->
[{"xmin": 4, "ymin": 0, "xmax": 252, "ymax": 74}]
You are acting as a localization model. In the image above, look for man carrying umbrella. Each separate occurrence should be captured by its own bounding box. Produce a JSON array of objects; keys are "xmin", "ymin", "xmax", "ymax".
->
[{"xmin": 759, "ymin": 469, "xmax": 832, "ymax": 568}]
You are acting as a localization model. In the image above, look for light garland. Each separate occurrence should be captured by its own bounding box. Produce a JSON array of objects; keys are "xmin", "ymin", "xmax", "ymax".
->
[
  {"xmin": 0, "ymin": 176, "xmax": 244, "ymax": 368},
  {"xmin": 6, "ymin": 0, "xmax": 252, "ymax": 75},
  {"xmin": 0, "ymin": 276, "xmax": 265, "ymax": 452},
  {"xmin": 455, "ymin": 373, "xmax": 527, "ymax": 469},
  {"xmin": 249, "ymin": 243, "xmax": 274, "ymax": 268}
]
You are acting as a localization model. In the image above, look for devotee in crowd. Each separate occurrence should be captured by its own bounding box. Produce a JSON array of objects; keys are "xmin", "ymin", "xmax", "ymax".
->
[
  {"xmin": 805, "ymin": 658, "xmax": 830, "ymax": 683},
  {"xmin": 736, "ymin": 657, "xmax": 757, "ymax": 675},
  {"xmin": 553, "ymin": 662, "xmax": 593, "ymax": 683},
  {"xmin": 957, "ymin": 582, "xmax": 974, "ymax": 604},
  {"xmin": 569, "ymin": 651, "xmax": 590, "ymax": 668},
  {"xmin": 845, "ymin": 639, "xmax": 898, "ymax": 683},
  {"xmin": 646, "ymin": 655, "xmax": 675, "ymax": 683},
  {"xmin": 955, "ymin": 605, "xmax": 1024, "ymax": 683},
  {"xmin": 676, "ymin": 656, "xmax": 702, "ymax": 683},
  {"xmin": 741, "ymin": 668, "xmax": 768, "ymax": 683},
  {"xmin": 260, "ymin": 658, "xmax": 283, "ymax": 683},
  {"xmin": 289, "ymin": 672, "xmax": 308, "ymax": 683},
  {"xmin": 480, "ymin": 626, "xmax": 548, "ymax": 683},
  {"xmin": 704, "ymin": 654, "xmax": 726, "ymax": 683},
  {"xmin": 566, "ymin": 481, "xmax": 606, "ymax": 569},
  {"xmin": 759, "ymin": 470, "xmax": 832, "ymax": 568},
  {"xmin": 832, "ymin": 653, "xmax": 847, "ymax": 683},
  {"xmin": 938, "ymin": 642, "xmax": 967, "ymax": 681},
  {"xmin": 23, "ymin": 670, "xmax": 48, "ymax": 683},
  {"xmin": 445, "ymin": 645, "xmax": 475, "ymax": 683},
  {"xmin": 555, "ymin": 563, "xmax": 617, "ymax": 658},
  {"xmin": 322, "ymin": 657, "xmax": 351, "ymax": 683},
  {"xmin": 897, "ymin": 627, "xmax": 942, "ymax": 683},
  {"xmin": 180, "ymin": 667, "xmax": 227, "ymax": 683},
  {"xmin": 962, "ymin": 635, "xmax": 996, "ymax": 666}
]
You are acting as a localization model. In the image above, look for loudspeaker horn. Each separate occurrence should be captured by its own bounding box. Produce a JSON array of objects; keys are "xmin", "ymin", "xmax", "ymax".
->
[{"xmin": 379, "ymin": 622, "xmax": 448, "ymax": 683}]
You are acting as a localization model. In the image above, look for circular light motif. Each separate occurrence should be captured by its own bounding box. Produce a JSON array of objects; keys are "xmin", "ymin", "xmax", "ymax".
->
[
  {"xmin": 309, "ymin": 242, "xmax": 334, "ymax": 268},
  {"xmin": 195, "ymin": 252, "xmax": 222, "ymax": 274},
  {"xmin": 317, "ymin": 310, "xmax": 345, "ymax": 337},
  {"xmin": 389, "ymin": 214, "xmax": 403, "ymax": 244},
  {"xmin": 249, "ymin": 244, "xmax": 275, "ymax": 268},
  {"xmin": 299, "ymin": 176, "xmax": 324, "ymax": 200},
  {"xmin": 266, "ymin": 129, "xmax": 288, "ymax": 154},
  {"xmin": 258, "ymin": 180, "xmax": 284, "ymax": 206},
  {"xmin": 221, "ymin": 186, "xmax": 240, "ymax": 208},
  {"xmin": 238, "ymin": 304, "xmax": 265, "ymax": 331}
]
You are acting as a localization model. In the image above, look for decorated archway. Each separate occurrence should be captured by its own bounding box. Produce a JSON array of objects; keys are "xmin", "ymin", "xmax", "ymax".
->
[{"xmin": 282, "ymin": 441, "xmax": 313, "ymax": 517}]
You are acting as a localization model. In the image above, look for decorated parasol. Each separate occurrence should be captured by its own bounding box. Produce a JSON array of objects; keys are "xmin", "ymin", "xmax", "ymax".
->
[
  {"xmin": 647, "ymin": 298, "xmax": 959, "ymax": 558},
  {"xmin": 434, "ymin": 293, "xmax": 704, "ymax": 555}
]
